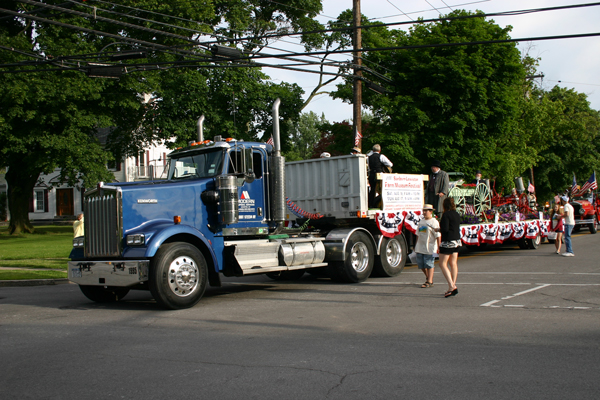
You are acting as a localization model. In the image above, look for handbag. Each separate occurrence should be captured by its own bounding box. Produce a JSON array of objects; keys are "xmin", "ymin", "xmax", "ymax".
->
[
  {"xmin": 547, "ymin": 231, "xmax": 557, "ymax": 240},
  {"xmin": 408, "ymin": 251, "xmax": 417, "ymax": 264}
]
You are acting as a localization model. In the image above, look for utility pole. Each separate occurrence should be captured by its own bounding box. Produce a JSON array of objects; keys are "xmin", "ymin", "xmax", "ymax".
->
[{"xmin": 353, "ymin": 0, "xmax": 362, "ymax": 151}]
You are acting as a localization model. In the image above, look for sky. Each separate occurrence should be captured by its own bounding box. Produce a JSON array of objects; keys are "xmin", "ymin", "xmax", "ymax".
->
[{"xmin": 262, "ymin": 0, "xmax": 600, "ymax": 124}]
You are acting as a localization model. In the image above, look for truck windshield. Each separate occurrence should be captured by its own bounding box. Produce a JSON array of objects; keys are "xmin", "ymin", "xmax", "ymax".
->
[{"xmin": 167, "ymin": 149, "xmax": 223, "ymax": 180}]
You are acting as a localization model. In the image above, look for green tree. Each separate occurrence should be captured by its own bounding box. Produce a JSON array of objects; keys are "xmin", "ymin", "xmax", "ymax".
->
[
  {"xmin": 332, "ymin": 10, "xmax": 526, "ymax": 177},
  {"xmin": 0, "ymin": 0, "xmax": 321, "ymax": 234},
  {"xmin": 532, "ymin": 86, "xmax": 600, "ymax": 202},
  {"xmin": 284, "ymin": 111, "xmax": 327, "ymax": 161}
]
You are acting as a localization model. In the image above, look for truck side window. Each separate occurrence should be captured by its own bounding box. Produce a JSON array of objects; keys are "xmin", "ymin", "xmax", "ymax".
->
[
  {"xmin": 228, "ymin": 151, "xmax": 263, "ymax": 178},
  {"xmin": 253, "ymin": 152, "xmax": 262, "ymax": 178}
]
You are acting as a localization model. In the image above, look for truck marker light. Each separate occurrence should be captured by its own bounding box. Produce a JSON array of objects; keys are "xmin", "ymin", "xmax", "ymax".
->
[{"xmin": 174, "ymin": 216, "xmax": 182, "ymax": 224}]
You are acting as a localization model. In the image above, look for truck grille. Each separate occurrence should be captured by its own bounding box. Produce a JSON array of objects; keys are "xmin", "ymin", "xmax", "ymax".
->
[{"xmin": 84, "ymin": 188, "xmax": 122, "ymax": 257}]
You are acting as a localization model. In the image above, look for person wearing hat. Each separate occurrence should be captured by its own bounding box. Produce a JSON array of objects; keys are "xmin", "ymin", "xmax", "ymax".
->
[
  {"xmin": 415, "ymin": 204, "xmax": 441, "ymax": 288},
  {"xmin": 472, "ymin": 170, "xmax": 482, "ymax": 185},
  {"xmin": 320, "ymin": 152, "xmax": 331, "ymax": 158},
  {"xmin": 560, "ymin": 195, "xmax": 575, "ymax": 256},
  {"xmin": 427, "ymin": 160, "xmax": 449, "ymax": 214},
  {"xmin": 350, "ymin": 147, "xmax": 361, "ymax": 155},
  {"xmin": 368, "ymin": 144, "xmax": 393, "ymax": 208}
]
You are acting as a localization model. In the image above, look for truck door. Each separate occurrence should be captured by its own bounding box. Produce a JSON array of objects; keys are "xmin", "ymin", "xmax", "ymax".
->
[{"xmin": 227, "ymin": 149, "xmax": 267, "ymax": 227}]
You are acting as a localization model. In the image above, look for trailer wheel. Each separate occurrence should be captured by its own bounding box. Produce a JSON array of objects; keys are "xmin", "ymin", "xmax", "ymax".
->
[
  {"xmin": 590, "ymin": 217, "xmax": 598, "ymax": 234},
  {"xmin": 150, "ymin": 242, "xmax": 207, "ymax": 310},
  {"xmin": 266, "ymin": 270, "xmax": 305, "ymax": 281},
  {"xmin": 372, "ymin": 235, "xmax": 407, "ymax": 277},
  {"xmin": 329, "ymin": 231, "xmax": 374, "ymax": 283},
  {"xmin": 525, "ymin": 234, "xmax": 541, "ymax": 249},
  {"xmin": 79, "ymin": 285, "xmax": 130, "ymax": 303}
]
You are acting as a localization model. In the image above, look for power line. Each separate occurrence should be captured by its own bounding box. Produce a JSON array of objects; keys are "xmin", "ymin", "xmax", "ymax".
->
[
  {"xmin": 386, "ymin": 0, "xmax": 414, "ymax": 21},
  {"xmin": 241, "ymin": 31, "xmax": 600, "ymax": 61},
  {"xmin": 369, "ymin": 0, "xmax": 489, "ymax": 21},
  {"xmin": 61, "ymin": 0, "xmax": 334, "ymax": 70},
  {"xmin": 198, "ymin": 2, "xmax": 600, "ymax": 46}
]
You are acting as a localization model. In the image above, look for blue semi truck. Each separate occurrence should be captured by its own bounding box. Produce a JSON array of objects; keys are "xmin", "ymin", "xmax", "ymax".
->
[{"xmin": 68, "ymin": 99, "xmax": 409, "ymax": 309}]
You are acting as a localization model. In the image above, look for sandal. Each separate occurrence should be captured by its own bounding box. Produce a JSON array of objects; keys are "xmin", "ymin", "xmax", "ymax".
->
[
  {"xmin": 421, "ymin": 282, "xmax": 431, "ymax": 288},
  {"xmin": 444, "ymin": 288, "xmax": 458, "ymax": 297}
]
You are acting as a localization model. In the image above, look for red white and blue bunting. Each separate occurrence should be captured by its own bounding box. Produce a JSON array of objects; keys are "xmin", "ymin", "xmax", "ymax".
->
[{"xmin": 376, "ymin": 211, "xmax": 551, "ymax": 245}]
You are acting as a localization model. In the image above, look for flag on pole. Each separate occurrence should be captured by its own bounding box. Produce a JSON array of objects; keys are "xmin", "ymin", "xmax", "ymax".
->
[
  {"xmin": 266, "ymin": 136, "xmax": 274, "ymax": 146},
  {"xmin": 527, "ymin": 180, "xmax": 535, "ymax": 193},
  {"xmin": 571, "ymin": 173, "xmax": 578, "ymax": 195},
  {"xmin": 354, "ymin": 130, "xmax": 362, "ymax": 146},
  {"xmin": 579, "ymin": 172, "xmax": 597, "ymax": 193}
]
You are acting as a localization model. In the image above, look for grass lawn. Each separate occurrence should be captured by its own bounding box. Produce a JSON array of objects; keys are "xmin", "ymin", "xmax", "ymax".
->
[
  {"xmin": 0, "ymin": 225, "xmax": 73, "ymax": 259},
  {"xmin": 0, "ymin": 225, "xmax": 73, "ymax": 280},
  {"xmin": 0, "ymin": 270, "xmax": 67, "ymax": 280}
]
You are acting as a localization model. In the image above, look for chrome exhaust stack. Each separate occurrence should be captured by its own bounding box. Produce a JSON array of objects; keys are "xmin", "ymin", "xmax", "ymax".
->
[
  {"xmin": 197, "ymin": 115, "xmax": 205, "ymax": 142},
  {"xmin": 269, "ymin": 98, "xmax": 286, "ymax": 227}
]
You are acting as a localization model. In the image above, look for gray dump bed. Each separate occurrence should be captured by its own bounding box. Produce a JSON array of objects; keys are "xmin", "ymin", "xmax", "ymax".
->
[{"xmin": 285, "ymin": 155, "xmax": 368, "ymax": 219}]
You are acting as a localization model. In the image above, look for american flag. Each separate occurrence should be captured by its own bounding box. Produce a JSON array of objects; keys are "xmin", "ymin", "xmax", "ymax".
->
[
  {"xmin": 354, "ymin": 130, "xmax": 362, "ymax": 146},
  {"xmin": 527, "ymin": 180, "xmax": 535, "ymax": 193},
  {"xmin": 266, "ymin": 136, "xmax": 274, "ymax": 146},
  {"xmin": 579, "ymin": 172, "xmax": 597, "ymax": 193},
  {"xmin": 571, "ymin": 173, "xmax": 578, "ymax": 195},
  {"xmin": 465, "ymin": 204, "xmax": 476, "ymax": 215}
]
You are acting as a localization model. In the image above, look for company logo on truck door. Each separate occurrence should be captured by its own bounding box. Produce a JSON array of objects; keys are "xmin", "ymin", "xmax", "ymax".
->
[{"xmin": 239, "ymin": 191, "xmax": 256, "ymax": 218}]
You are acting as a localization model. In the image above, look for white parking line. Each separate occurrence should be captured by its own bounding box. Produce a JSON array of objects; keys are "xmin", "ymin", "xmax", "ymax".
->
[{"xmin": 481, "ymin": 284, "xmax": 550, "ymax": 307}]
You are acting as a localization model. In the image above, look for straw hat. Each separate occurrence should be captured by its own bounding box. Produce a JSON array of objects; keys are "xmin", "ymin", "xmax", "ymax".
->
[{"xmin": 423, "ymin": 204, "xmax": 435, "ymax": 211}]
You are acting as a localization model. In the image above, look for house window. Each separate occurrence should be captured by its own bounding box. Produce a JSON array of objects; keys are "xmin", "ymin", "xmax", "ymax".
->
[{"xmin": 34, "ymin": 190, "xmax": 45, "ymax": 212}]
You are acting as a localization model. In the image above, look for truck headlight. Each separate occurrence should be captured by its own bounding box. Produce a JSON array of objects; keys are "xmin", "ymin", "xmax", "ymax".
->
[
  {"xmin": 126, "ymin": 234, "xmax": 146, "ymax": 246},
  {"xmin": 73, "ymin": 237, "xmax": 84, "ymax": 247}
]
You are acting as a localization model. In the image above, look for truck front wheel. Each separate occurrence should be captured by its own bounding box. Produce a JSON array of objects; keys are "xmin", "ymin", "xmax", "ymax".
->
[
  {"xmin": 590, "ymin": 217, "xmax": 598, "ymax": 234},
  {"xmin": 79, "ymin": 285, "xmax": 130, "ymax": 303},
  {"xmin": 373, "ymin": 235, "xmax": 407, "ymax": 277},
  {"xmin": 150, "ymin": 242, "xmax": 208, "ymax": 310},
  {"xmin": 329, "ymin": 231, "xmax": 374, "ymax": 283}
]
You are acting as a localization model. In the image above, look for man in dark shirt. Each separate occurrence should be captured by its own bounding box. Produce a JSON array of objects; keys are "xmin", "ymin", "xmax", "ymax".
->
[
  {"xmin": 368, "ymin": 144, "xmax": 393, "ymax": 208},
  {"xmin": 427, "ymin": 160, "xmax": 449, "ymax": 214}
]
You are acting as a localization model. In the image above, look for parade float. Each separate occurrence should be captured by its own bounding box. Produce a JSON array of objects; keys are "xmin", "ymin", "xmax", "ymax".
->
[{"xmin": 374, "ymin": 174, "xmax": 547, "ymax": 251}]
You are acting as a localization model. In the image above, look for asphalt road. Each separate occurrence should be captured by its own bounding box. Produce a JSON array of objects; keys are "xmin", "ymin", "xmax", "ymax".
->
[{"xmin": 1, "ymin": 231, "xmax": 599, "ymax": 400}]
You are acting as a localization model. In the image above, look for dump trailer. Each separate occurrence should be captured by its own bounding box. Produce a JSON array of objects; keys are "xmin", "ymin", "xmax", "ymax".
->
[{"xmin": 68, "ymin": 99, "xmax": 412, "ymax": 309}]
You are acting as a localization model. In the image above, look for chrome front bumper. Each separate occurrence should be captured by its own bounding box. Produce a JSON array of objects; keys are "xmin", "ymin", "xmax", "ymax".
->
[
  {"xmin": 68, "ymin": 260, "xmax": 149, "ymax": 287},
  {"xmin": 575, "ymin": 218, "xmax": 595, "ymax": 225}
]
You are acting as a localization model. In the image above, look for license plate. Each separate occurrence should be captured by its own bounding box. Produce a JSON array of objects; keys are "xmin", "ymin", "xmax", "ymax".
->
[{"xmin": 71, "ymin": 268, "xmax": 82, "ymax": 278}]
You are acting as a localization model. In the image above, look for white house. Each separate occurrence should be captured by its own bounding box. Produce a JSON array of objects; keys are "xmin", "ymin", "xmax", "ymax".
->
[{"xmin": 0, "ymin": 140, "xmax": 173, "ymax": 223}]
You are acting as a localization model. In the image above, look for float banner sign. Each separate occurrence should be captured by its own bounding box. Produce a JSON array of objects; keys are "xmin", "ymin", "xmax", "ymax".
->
[{"xmin": 382, "ymin": 174, "xmax": 424, "ymax": 212}]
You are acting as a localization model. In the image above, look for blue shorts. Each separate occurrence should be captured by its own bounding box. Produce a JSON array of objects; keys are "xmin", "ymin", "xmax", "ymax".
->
[{"xmin": 416, "ymin": 253, "xmax": 435, "ymax": 269}]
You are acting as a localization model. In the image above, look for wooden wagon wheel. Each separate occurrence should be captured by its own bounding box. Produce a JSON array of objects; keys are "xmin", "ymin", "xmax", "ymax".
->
[
  {"xmin": 474, "ymin": 183, "xmax": 492, "ymax": 214},
  {"xmin": 448, "ymin": 186, "xmax": 467, "ymax": 214}
]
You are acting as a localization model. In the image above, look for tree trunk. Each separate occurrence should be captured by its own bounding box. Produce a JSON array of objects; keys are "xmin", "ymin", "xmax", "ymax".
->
[{"xmin": 6, "ymin": 166, "xmax": 40, "ymax": 235}]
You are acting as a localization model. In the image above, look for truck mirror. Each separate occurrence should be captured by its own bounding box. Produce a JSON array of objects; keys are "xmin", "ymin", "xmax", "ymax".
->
[{"xmin": 243, "ymin": 148, "xmax": 255, "ymax": 183}]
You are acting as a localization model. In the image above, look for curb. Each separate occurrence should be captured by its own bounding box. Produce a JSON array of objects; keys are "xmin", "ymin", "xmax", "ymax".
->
[{"xmin": 0, "ymin": 279, "xmax": 71, "ymax": 287}]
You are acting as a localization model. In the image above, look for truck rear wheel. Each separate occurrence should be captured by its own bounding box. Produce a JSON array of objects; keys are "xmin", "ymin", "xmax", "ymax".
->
[
  {"xmin": 329, "ymin": 231, "xmax": 374, "ymax": 283},
  {"xmin": 372, "ymin": 235, "xmax": 407, "ymax": 277},
  {"xmin": 590, "ymin": 217, "xmax": 598, "ymax": 234},
  {"xmin": 150, "ymin": 242, "xmax": 207, "ymax": 310},
  {"xmin": 79, "ymin": 285, "xmax": 130, "ymax": 303}
]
